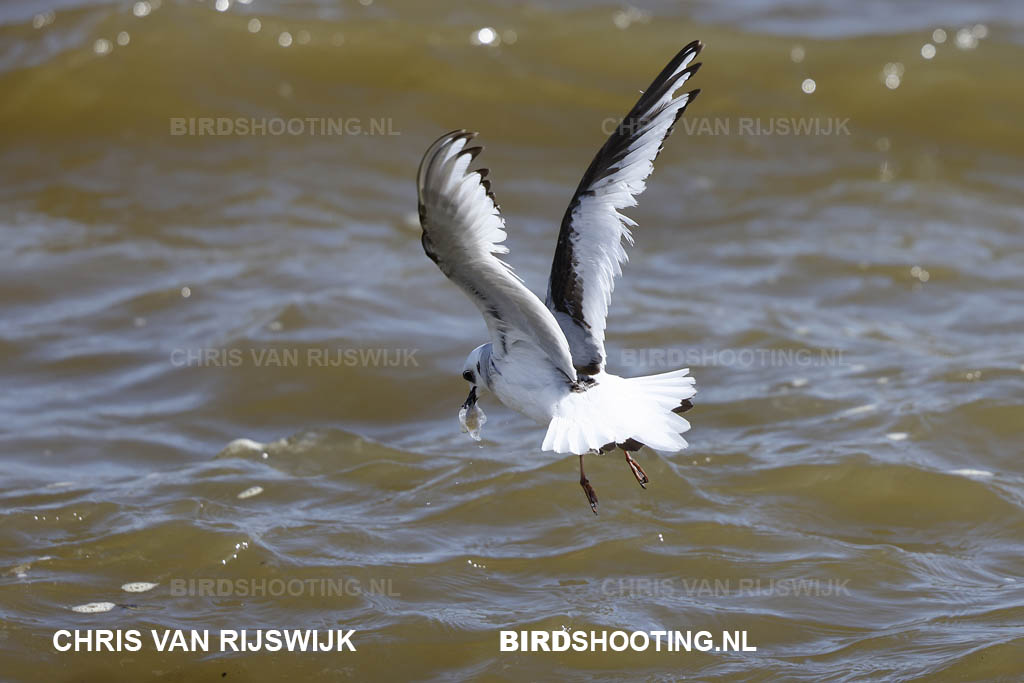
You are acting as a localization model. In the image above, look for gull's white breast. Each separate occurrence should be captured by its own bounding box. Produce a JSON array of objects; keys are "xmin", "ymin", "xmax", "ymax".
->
[{"xmin": 487, "ymin": 342, "xmax": 570, "ymax": 424}]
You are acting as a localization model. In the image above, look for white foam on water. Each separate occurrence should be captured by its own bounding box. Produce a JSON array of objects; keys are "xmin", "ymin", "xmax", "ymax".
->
[
  {"xmin": 840, "ymin": 404, "xmax": 876, "ymax": 417},
  {"xmin": 71, "ymin": 602, "xmax": 115, "ymax": 613},
  {"xmin": 237, "ymin": 486, "xmax": 264, "ymax": 499},
  {"xmin": 223, "ymin": 438, "xmax": 265, "ymax": 455},
  {"xmin": 121, "ymin": 582, "xmax": 158, "ymax": 593},
  {"xmin": 949, "ymin": 468, "xmax": 993, "ymax": 478}
]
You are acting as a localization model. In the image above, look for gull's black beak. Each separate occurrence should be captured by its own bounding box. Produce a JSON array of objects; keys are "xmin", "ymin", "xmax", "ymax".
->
[{"xmin": 461, "ymin": 385, "xmax": 478, "ymax": 411}]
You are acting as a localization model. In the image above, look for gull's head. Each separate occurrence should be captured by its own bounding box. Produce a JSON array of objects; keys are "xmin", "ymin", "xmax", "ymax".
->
[
  {"xmin": 458, "ymin": 344, "xmax": 490, "ymax": 440},
  {"xmin": 461, "ymin": 343, "xmax": 488, "ymax": 386},
  {"xmin": 460, "ymin": 343, "xmax": 490, "ymax": 410}
]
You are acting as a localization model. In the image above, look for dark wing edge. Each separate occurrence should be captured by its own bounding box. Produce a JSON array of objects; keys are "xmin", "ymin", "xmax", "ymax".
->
[
  {"xmin": 546, "ymin": 40, "xmax": 703, "ymax": 374},
  {"xmin": 417, "ymin": 130, "xmax": 578, "ymax": 381}
]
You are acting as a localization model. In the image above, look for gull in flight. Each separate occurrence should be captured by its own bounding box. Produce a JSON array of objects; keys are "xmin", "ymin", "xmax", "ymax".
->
[{"xmin": 417, "ymin": 41, "xmax": 703, "ymax": 513}]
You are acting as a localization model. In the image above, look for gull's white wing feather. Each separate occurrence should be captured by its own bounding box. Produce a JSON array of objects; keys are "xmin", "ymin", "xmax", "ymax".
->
[
  {"xmin": 547, "ymin": 41, "xmax": 703, "ymax": 374},
  {"xmin": 418, "ymin": 130, "xmax": 577, "ymax": 382}
]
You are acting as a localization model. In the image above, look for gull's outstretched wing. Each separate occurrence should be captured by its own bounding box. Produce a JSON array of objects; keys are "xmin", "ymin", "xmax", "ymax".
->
[
  {"xmin": 418, "ymin": 130, "xmax": 578, "ymax": 382},
  {"xmin": 546, "ymin": 41, "xmax": 703, "ymax": 374}
]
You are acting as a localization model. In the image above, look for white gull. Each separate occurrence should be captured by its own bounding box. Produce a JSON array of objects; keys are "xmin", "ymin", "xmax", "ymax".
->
[{"xmin": 417, "ymin": 41, "xmax": 704, "ymax": 513}]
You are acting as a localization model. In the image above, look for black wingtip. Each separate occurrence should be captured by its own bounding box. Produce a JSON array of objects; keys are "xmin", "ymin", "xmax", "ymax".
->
[
  {"xmin": 659, "ymin": 62, "xmax": 702, "ymax": 102},
  {"xmin": 419, "ymin": 129, "xmax": 479, "ymax": 187},
  {"xmin": 667, "ymin": 40, "xmax": 703, "ymax": 72},
  {"xmin": 437, "ymin": 129, "xmax": 478, "ymax": 147},
  {"xmin": 462, "ymin": 145, "xmax": 484, "ymax": 162},
  {"xmin": 477, "ymin": 169, "xmax": 497, "ymax": 202}
]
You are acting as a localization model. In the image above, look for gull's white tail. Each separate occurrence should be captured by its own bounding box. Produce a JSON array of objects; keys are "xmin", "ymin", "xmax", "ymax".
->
[{"xmin": 542, "ymin": 369, "xmax": 696, "ymax": 455}]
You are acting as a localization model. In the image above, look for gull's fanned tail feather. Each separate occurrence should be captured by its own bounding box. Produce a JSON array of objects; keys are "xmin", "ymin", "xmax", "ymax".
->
[{"xmin": 541, "ymin": 368, "xmax": 697, "ymax": 455}]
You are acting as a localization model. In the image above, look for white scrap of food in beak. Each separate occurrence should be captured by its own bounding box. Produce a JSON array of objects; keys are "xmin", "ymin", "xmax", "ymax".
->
[{"xmin": 458, "ymin": 386, "xmax": 486, "ymax": 441}]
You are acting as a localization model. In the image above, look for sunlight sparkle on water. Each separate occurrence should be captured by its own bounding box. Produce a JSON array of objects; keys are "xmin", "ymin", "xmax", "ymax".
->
[
  {"xmin": 613, "ymin": 7, "xmax": 650, "ymax": 29},
  {"xmin": 955, "ymin": 28, "xmax": 977, "ymax": 49},
  {"xmin": 472, "ymin": 27, "xmax": 497, "ymax": 45},
  {"xmin": 882, "ymin": 62, "xmax": 904, "ymax": 89},
  {"xmin": 33, "ymin": 11, "xmax": 55, "ymax": 28}
]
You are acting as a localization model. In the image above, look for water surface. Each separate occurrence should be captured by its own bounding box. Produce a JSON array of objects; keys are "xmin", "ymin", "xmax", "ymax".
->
[{"xmin": 1, "ymin": 0, "xmax": 1023, "ymax": 679}]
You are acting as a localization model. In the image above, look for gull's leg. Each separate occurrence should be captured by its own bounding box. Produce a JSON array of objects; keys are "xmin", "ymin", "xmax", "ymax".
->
[
  {"xmin": 579, "ymin": 453, "xmax": 598, "ymax": 515},
  {"xmin": 624, "ymin": 449, "xmax": 648, "ymax": 489}
]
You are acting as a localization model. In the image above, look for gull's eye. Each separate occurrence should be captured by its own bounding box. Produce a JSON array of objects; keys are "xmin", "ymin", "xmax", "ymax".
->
[{"xmin": 462, "ymin": 370, "xmax": 474, "ymax": 382}]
